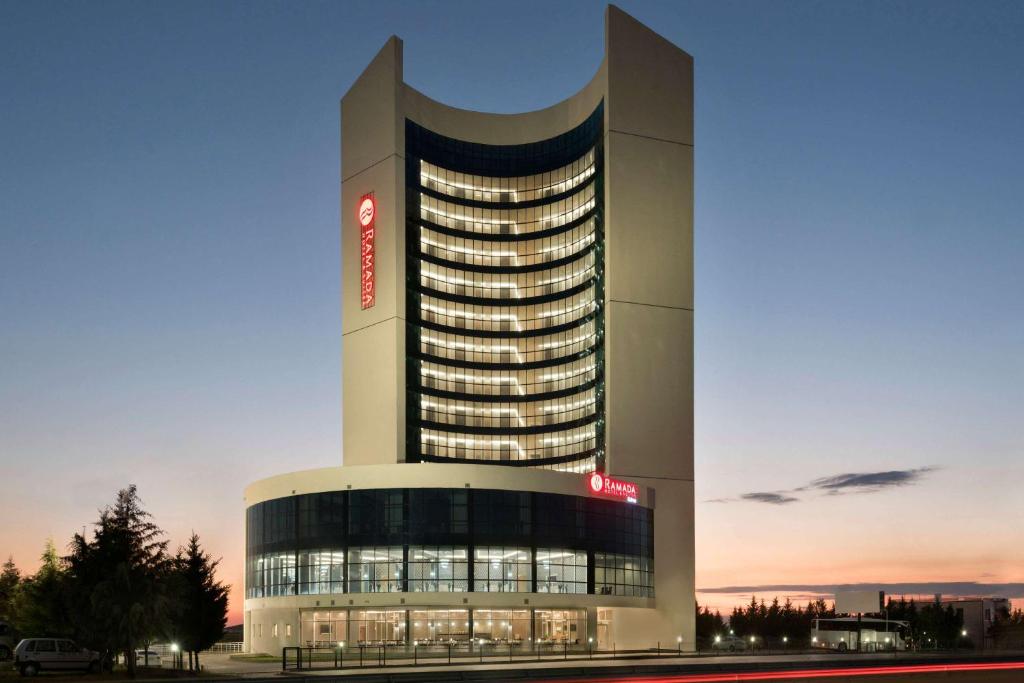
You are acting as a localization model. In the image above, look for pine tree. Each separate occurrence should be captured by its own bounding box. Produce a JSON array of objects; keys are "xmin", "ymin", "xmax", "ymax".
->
[
  {"xmin": 66, "ymin": 485, "xmax": 170, "ymax": 678},
  {"xmin": 0, "ymin": 556, "xmax": 20, "ymax": 620},
  {"xmin": 169, "ymin": 533, "xmax": 229, "ymax": 672}
]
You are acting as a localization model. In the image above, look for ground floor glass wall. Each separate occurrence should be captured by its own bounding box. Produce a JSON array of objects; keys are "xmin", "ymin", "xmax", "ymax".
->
[
  {"xmin": 410, "ymin": 609, "xmax": 470, "ymax": 643},
  {"xmin": 300, "ymin": 610, "xmax": 348, "ymax": 647},
  {"xmin": 294, "ymin": 607, "xmax": 587, "ymax": 646}
]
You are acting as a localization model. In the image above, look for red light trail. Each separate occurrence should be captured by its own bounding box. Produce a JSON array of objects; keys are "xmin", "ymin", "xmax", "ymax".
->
[{"xmin": 549, "ymin": 661, "xmax": 1024, "ymax": 683}]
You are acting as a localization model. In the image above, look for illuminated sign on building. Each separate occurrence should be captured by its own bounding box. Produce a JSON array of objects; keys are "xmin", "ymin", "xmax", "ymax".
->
[
  {"xmin": 358, "ymin": 193, "xmax": 376, "ymax": 309},
  {"xmin": 588, "ymin": 472, "xmax": 639, "ymax": 503}
]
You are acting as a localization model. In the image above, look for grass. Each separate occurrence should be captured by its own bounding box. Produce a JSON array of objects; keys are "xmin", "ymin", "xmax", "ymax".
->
[{"xmin": 226, "ymin": 654, "xmax": 277, "ymax": 663}]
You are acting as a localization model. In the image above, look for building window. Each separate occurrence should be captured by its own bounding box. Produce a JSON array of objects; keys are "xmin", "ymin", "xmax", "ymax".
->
[
  {"xmin": 535, "ymin": 549, "xmax": 587, "ymax": 594},
  {"xmin": 349, "ymin": 490, "xmax": 404, "ymax": 539},
  {"xmin": 473, "ymin": 609, "xmax": 530, "ymax": 643},
  {"xmin": 286, "ymin": 624, "xmax": 292, "ymax": 637},
  {"xmin": 408, "ymin": 546, "xmax": 468, "ymax": 592},
  {"xmin": 594, "ymin": 552, "xmax": 653, "ymax": 597},
  {"xmin": 410, "ymin": 608, "xmax": 470, "ymax": 643},
  {"xmin": 297, "ymin": 550, "xmax": 345, "ymax": 594},
  {"xmin": 248, "ymin": 551, "xmax": 296, "ymax": 597},
  {"xmin": 272, "ymin": 623, "xmax": 278, "ymax": 638},
  {"xmin": 473, "ymin": 547, "xmax": 532, "ymax": 592},
  {"xmin": 351, "ymin": 609, "xmax": 406, "ymax": 645},
  {"xmin": 347, "ymin": 547, "xmax": 404, "ymax": 592},
  {"xmin": 534, "ymin": 608, "xmax": 586, "ymax": 644},
  {"xmin": 300, "ymin": 611, "xmax": 347, "ymax": 647}
]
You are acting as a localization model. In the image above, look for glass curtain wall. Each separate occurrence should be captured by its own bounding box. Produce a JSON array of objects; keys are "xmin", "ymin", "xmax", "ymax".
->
[
  {"xmin": 350, "ymin": 609, "xmax": 407, "ymax": 645},
  {"xmin": 535, "ymin": 549, "xmax": 587, "ymax": 594},
  {"xmin": 407, "ymin": 546, "xmax": 468, "ymax": 592},
  {"xmin": 534, "ymin": 609, "xmax": 587, "ymax": 644},
  {"xmin": 407, "ymin": 107, "xmax": 605, "ymax": 473},
  {"xmin": 299, "ymin": 611, "xmax": 348, "ymax": 647},
  {"xmin": 409, "ymin": 609, "xmax": 471, "ymax": 643},
  {"xmin": 472, "ymin": 547, "xmax": 532, "ymax": 592},
  {"xmin": 472, "ymin": 609, "xmax": 531, "ymax": 644},
  {"xmin": 347, "ymin": 547, "xmax": 404, "ymax": 593}
]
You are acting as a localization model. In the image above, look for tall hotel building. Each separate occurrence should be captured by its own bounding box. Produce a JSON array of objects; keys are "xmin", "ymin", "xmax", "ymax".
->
[{"xmin": 243, "ymin": 6, "xmax": 694, "ymax": 653}]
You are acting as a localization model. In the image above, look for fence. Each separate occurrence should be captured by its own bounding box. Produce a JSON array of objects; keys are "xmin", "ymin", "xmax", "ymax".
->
[
  {"xmin": 148, "ymin": 641, "xmax": 244, "ymax": 656},
  {"xmin": 282, "ymin": 641, "xmax": 694, "ymax": 671}
]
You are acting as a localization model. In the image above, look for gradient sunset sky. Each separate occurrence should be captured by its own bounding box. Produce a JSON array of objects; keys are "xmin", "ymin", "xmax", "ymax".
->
[{"xmin": 2, "ymin": 0, "xmax": 1022, "ymax": 625}]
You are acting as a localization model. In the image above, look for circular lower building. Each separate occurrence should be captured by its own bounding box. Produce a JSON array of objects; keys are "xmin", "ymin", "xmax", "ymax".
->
[{"xmin": 244, "ymin": 6, "xmax": 695, "ymax": 654}]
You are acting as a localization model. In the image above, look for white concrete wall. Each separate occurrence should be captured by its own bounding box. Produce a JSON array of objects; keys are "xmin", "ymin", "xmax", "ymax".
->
[
  {"xmin": 340, "ymin": 37, "xmax": 406, "ymax": 466},
  {"xmin": 319, "ymin": 2, "xmax": 696, "ymax": 656},
  {"xmin": 603, "ymin": 5, "xmax": 695, "ymax": 650}
]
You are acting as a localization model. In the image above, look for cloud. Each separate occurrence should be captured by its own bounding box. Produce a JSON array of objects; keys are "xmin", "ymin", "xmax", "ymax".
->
[
  {"xmin": 704, "ymin": 467, "xmax": 937, "ymax": 505},
  {"xmin": 804, "ymin": 468, "xmax": 936, "ymax": 495},
  {"xmin": 740, "ymin": 492, "xmax": 799, "ymax": 505},
  {"xmin": 697, "ymin": 582, "xmax": 1024, "ymax": 600}
]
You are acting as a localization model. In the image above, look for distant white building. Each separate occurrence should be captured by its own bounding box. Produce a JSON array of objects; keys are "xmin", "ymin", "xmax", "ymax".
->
[{"xmin": 941, "ymin": 597, "xmax": 1010, "ymax": 649}]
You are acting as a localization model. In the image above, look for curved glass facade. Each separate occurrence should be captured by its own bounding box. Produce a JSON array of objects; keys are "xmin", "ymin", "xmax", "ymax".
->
[
  {"xmin": 406, "ymin": 106, "xmax": 605, "ymax": 472},
  {"xmin": 245, "ymin": 487, "xmax": 652, "ymax": 600}
]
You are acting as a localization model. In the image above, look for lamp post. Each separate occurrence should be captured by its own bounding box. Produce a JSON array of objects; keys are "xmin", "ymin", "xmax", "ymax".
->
[
  {"xmin": 588, "ymin": 637, "xmax": 594, "ymax": 659},
  {"xmin": 677, "ymin": 635, "xmax": 682, "ymax": 656}
]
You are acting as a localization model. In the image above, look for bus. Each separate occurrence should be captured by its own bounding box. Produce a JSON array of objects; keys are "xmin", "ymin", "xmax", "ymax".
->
[{"xmin": 812, "ymin": 617, "xmax": 909, "ymax": 652}]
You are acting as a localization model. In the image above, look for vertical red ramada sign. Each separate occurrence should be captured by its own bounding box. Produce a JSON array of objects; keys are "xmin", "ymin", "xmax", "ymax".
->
[{"xmin": 358, "ymin": 193, "xmax": 376, "ymax": 309}]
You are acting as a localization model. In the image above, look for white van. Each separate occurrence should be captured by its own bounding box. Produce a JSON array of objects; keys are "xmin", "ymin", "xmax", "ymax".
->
[{"xmin": 13, "ymin": 638, "xmax": 100, "ymax": 676}]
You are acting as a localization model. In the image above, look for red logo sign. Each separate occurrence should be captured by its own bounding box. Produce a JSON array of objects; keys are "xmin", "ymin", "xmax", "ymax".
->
[
  {"xmin": 359, "ymin": 193, "xmax": 375, "ymax": 309},
  {"xmin": 587, "ymin": 472, "xmax": 639, "ymax": 503},
  {"xmin": 358, "ymin": 196, "xmax": 375, "ymax": 227}
]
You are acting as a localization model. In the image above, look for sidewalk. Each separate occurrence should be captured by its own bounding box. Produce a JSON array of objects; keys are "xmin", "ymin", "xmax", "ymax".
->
[{"xmin": 278, "ymin": 649, "xmax": 1024, "ymax": 679}]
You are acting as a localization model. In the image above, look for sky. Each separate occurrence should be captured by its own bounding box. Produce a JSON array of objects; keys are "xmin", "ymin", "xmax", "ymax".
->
[{"xmin": 1, "ymin": 0, "xmax": 1022, "ymax": 625}]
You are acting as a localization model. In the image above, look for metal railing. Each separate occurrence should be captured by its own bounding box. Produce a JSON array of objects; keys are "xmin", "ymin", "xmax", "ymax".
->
[{"xmin": 281, "ymin": 641, "xmax": 698, "ymax": 671}]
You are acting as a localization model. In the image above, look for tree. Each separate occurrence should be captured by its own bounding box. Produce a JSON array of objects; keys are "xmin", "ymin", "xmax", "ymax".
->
[
  {"xmin": 10, "ymin": 541, "xmax": 72, "ymax": 638},
  {"xmin": 0, "ymin": 556, "xmax": 21, "ymax": 620},
  {"xmin": 695, "ymin": 602, "xmax": 726, "ymax": 648},
  {"xmin": 66, "ymin": 485, "xmax": 170, "ymax": 678},
  {"xmin": 168, "ymin": 533, "xmax": 229, "ymax": 673}
]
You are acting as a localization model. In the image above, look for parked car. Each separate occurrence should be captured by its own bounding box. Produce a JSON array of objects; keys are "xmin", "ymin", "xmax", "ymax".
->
[
  {"xmin": 13, "ymin": 638, "xmax": 100, "ymax": 676},
  {"xmin": 711, "ymin": 634, "xmax": 749, "ymax": 652},
  {"xmin": 134, "ymin": 650, "xmax": 162, "ymax": 667},
  {"xmin": 0, "ymin": 621, "xmax": 14, "ymax": 661}
]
